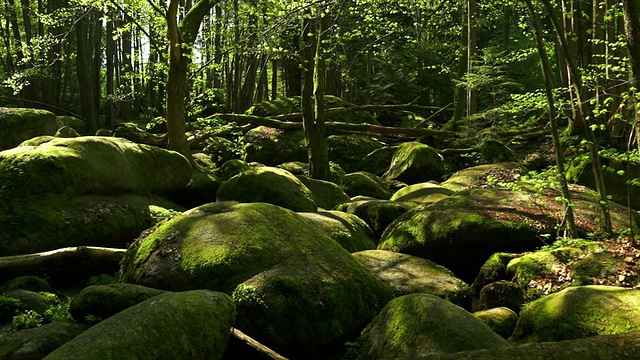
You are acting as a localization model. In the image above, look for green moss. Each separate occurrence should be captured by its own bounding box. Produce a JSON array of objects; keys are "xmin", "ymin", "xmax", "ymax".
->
[
  {"xmin": 383, "ymin": 142, "xmax": 445, "ymax": 184},
  {"xmin": 473, "ymin": 307, "xmax": 518, "ymax": 339},
  {"xmin": 327, "ymin": 135, "xmax": 384, "ymax": 173},
  {"xmin": 472, "ymin": 253, "xmax": 521, "ymax": 295},
  {"xmin": 0, "ymin": 296, "xmax": 24, "ymax": 321},
  {"xmin": 2, "ymin": 276, "xmax": 51, "ymax": 293},
  {"xmin": 342, "ymin": 171, "xmax": 392, "ymax": 199}
]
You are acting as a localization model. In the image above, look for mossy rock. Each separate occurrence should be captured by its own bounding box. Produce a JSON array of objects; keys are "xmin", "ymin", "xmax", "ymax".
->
[
  {"xmin": 278, "ymin": 161, "xmax": 309, "ymax": 176},
  {"xmin": 44, "ymin": 290, "xmax": 235, "ymax": 360},
  {"xmin": 569, "ymin": 156, "xmax": 640, "ymax": 210},
  {"xmin": 4, "ymin": 290, "xmax": 58, "ymax": 313},
  {"xmin": 0, "ymin": 295, "xmax": 24, "ymax": 321},
  {"xmin": 353, "ymin": 250, "xmax": 472, "ymax": 308},
  {"xmin": 202, "ymin": 137, "xmax": 237, "ymax": 166},
  {"xmin": 216, "ymin": 166, "xmax": 317, "ymax": 212},
  {"xmin": 357, "ymin": 146, "xmax": 399, "ymax": 176},
  {"xmin": 357, "ymin": 294, "xmax": 510, "ymax": 359},
  {"xmin": 478, "ymin": 281, "xmax": 525, "ymax": 313},
  {"xmin": 17, "ymin": 135, "xmax": 54, "ymax": 147},
  {"xmin": 56, "ymin": 116, "xmax": 87, "ymax": 135},
  {"xmin": 327, "ymin": 135, "xmax": 384, "ymax": 173},
  {"xmin": 69, "ymin": 283, "xmax": 166, "ymax": 324},
  {"xmin": 480, "ymin": 139, "xmax": 516, "ymax": 164},
  {"xmin": 335, "ymin": 199, "xmax": 417, "ymax": 239},
  {"xmin": 215, "ymin": 159, "xmax": 252, "ymax": 181},
  {"xmin": 341, "ymin": 171, "xmax": 392, "ymax": 200},
  {"xmin": 474, "ymin": 307, "xmax": 518, "ymax": 339},
  {"xmin": 170, "ymin": 172, "xmax": 221, "ymax": 209},
  {"xmin": 0, "ymin": 136, "xmax": 191, "ymax": 197},
  {"xmin": 298, "ymin": 210, "xmax": 376, "ymax": 252},
  {"xmin": 54, "ymin": 126, "xmax": 80, "ymax": 138},
  {"xmin": 390, "ymin": 182, "xmax": 455, "ymax": 203},
  {"xmin": 95, "ymin": 129, "xmax": 112, "ymax": 136},
  {"xmin": 2, "ymin": 276, "xmax": 51, "ymax": 294},
  {"xmin": 441, "ymin": 162, "xmax": 524, "ymax": 192},
  {"xmin": 382, "ymin": 142, "xmax": 445, "ymax": 184},
  {"xmin": 296, "ymin": 175, "xmax": 350, "ymax": 210},
  {"xmin": 0, "ymin": 321, "xmax": 87, "ymax": 360},
  {"xmin": 119, "ymin": 202, "xmax": 394, "ymax": 355},
  {"xmin": 0, "ymin": 193, "xmax": 182, "ymax": 255},
  {"xmin": 242, "ymin": 127, "xmax": 307, "ymax": 166},
  {"xmin": 471, "ymin": 253, "xmax": 521, "ymax": 295},
  {"xmin": 510, "ymin": 285, "xmax": 640, "ymax": 343},
  {"xmin": 423, "ymin": 331, "xmax": 640, "ymax": 360},
  {"xmin": 246, "ymin": 95, "xmax": 377, "ymax": 124},
  {"xmin": 0, "ymin": 107, "xmax": 57, "ymax": 150},
  {"xmin": 145, "ymin": 116, "xmax": 167, "ymax": 134},
  {"xmin": 378, "ymin": 187, "xmax": 637, "ymax": 283}
]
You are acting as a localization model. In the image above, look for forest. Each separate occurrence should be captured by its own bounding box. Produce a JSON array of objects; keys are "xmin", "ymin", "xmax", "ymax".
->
[{"xmin": 1, "ymin": 0, "xmax": 640, "ymax": 359}]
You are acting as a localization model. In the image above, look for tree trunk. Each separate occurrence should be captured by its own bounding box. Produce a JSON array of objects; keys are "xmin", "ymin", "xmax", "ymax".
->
[
  {"xmin": 310, "ymin": 14, "xmax": 330, "ymax": 180},
  {"xmin": 466, "ymin": 0, "xmax": 477, "ymax": 116},
  {"xmin": 622, "ymin": 0, "xmax": 640, "ymax": 153}
]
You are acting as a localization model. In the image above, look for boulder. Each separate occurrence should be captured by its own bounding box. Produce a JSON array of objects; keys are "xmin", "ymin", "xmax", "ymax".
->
[
  {"xmin": 119, "ymin": 202, "xmax": 394, "ymax": 356},
  {"xmin": 0, "ymin": 321, "xmax": 86, "ymax": 360},
  {"xmin": 357, "ymin": 294, "xmax": 510, "ymax": 359},
  {"xmin": 353, "ymin": 250, "xmax": 472, "ymax": 308},
  {"xmin": 474, "ymin": 307, "xmax": 518, "ymax": 339},
  {"xmin": 480, "ymin": 139, "xmax": 516, "ymax": 164},
  {"xmin": 335, "ymin": 199, "xmax": 416, "ymax": 239},
  {"xmin": 357, "ymin": 146, "xmax": 398, "ymax": 176},
  {"xmin": 242, "ymin": 127, "xmax": 307, "ymax": 166},
  {"xmin": 478, "ymin": 281, "xmax": 525, "ymax": 312},
  {"xmin": 441, "ymin": 162, "xmax": 524, "ymax": 192},
  {"xmin": 112, "ymin": 123, "xmax": 166, "ymax": 147},
  {"xmin": 378, "ymin": 187, "xmax": 638, "ymax": 282},
  {"xmin": 0, "ymin": 194, "xmax": 181, "ymax": 255},
  {"xmin": 54, "ymin": 126, "xmax": 80, "ymax": 138},
  {"xmin": 390, "ymin": 182, "xmax": 455, "ymax": 203},
  {"xmin": 4, "ymin": 289, "xmax": 57, "ymax": 313},
  {"xmin": 471, "ymin": 252, "xmax": 521, "ymax": 295},
  {"xmin": 69, "ymin": 283, "xmax": 166, "ymax": 324},
  {"xmin": 299, "ymin": 211, "xmax": 376, "ymax": 252},
  {"xmin": 2, "ymin": 276, "xmax": 51, "ymax": 293},
  {"xmin": 17, "ymin": 135, "xmax": 54, "ymax": 147},
  {"xmin": 171, "ymin": 172, "xmax": 221, "ymax": 209},
  {"xmin": 382, "ymin": 142, "xmax": 445, "ymax": 184},
  {"xmin": 327, "ymin": 135, "xmax": 384, "ymax": 173},
  {"xmin": 203, "ymin": 136, "xmax": 237, "ymax": 166},
  {"xmin": 0, "ymin": 136, "xmax": 191, "ymax": 197},
  {"xmin": 296, "ymin": 175, "xmax": 350, "ymax": 210},
  {"xmin": 423, "ymin": 331, "xmax": 640, "ymax": 360},
  {"xmin": 510, "ymin": 285, "xmax": 640, "ymax": 343},
  {"xmin": 44, "ymin": 290, "xmax": 235, "ymax": 360},
  {"xmin": 341, "ymin": 172, "xmax": 392, "ymax": 199},
  {"xmin": 56, "ymin": 116, "xmax": 87, "ymax": 135},
  {"xmin": 215, "ymin": 159, "xmax": 253, "ymax": 181},
  {"xmin": 216, "ymin": 167, "xmax": 317, "ymax": 212},
  {"xmin": 0, "ymin": 295, "xmax": 24, "ymax": 321},
  {"xmin": 0, "ymin": 108, "xmax": 57, "ymax": 150}
]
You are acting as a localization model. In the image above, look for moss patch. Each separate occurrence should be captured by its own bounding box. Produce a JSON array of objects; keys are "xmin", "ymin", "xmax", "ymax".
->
[{"xmin": 383, "ymin": 142, "xmax": 445, "ymax": 184}]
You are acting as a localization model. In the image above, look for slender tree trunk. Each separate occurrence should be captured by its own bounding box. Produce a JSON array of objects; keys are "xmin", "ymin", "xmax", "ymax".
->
[
  {"xmin": 525, "ymin": 0, "xmax": 577, "ymax": 237},
  {"xmin": 466, "ymin": 0, "xmax": 477, "ymax": 116},
  {"xmin": 271, "ymin": 59, "xmax": 278, "ymax": 100},
  {"xmin": 622, "ymin": 0, "xmax": 640, "ymax": 153},
  {"xmin": 310, "ymin": 14, "xmax": 330, "ymax": 180},
  {"xmin": 106, "ymin": 14, "xmax": 116, "ymax": 129}
]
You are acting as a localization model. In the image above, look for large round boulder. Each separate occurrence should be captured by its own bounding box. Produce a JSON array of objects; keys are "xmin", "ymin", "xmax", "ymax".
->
[
  {"xmin": 390, "ymin": 182, "xmax": 455, "ymax": 203},
  {"xmin": 119, "ymin": 202, "xmax": 394, "ymax": 356},
  {"xmin": 0, "ymin": 321, "xmax": 86, "ymax": 360},
  {"xmin": 336, "ymin": 199, "xmax": 417, "ymax": 239},
  {"xmin": 296, "ymin": 175, "xmax": 351, "ymax": 210},
  {"xmin": 353, "ymin": 250, "xmax": 472, "ymax": 308},
  {"xmin": 378, "ymin": 186, "xmax": 637, "ymax": 282},
  {"xmin": 44, "ymin": 290, "xmax": 235, "ymax": 360},
  {"xmin": 341, "ymin": 172, "xmax": 392, "ymax": 199},
  {"xmin": 441, "ymin": 162, "xmax": 523, "ymax": 191},
  {"xmin": 357, "ymin": 294, "xmax": 510, "ymax": 359},
  {"xmin": 299, "ymin": 210, "xmax": 376, "ymax": 252},
  {"xmin": 510, "ymin": 285, "xmax": 640, "ymax": 343},
  {"xmin": 0, "ymin": 108, "xmax": 57, "ymax": 150},
  {"xmin": 382, "ymin": 142, "xmax": 445, "ymax": 184},
  {"xmin": 0, "ymin": 136, "xmax": 191, "ymax": 196},
  {"xmin": 216, "ymin": 167, "xmax": 317, "ymax": 212}
]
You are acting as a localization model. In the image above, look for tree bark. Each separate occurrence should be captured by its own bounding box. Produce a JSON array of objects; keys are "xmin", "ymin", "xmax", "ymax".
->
[{"xmin": 622, "ymin": 0, "xmax": 640, "ymax": 153}]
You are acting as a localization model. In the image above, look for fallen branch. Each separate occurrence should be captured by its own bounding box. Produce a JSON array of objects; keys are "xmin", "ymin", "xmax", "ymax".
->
[
  {"xmin": 230, "ymin": 327, "xmax": 289, "ymax": 360},
  {"xmin": 268, "ymin": 103, "xmax": 451, "ymax": 122},
  {"xmin": 211, "ymin": 113, "xmax": 459, "ymax": 138}
]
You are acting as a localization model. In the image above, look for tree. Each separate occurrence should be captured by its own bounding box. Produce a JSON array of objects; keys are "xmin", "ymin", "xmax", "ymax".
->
[
  {"xmin": 166, "ymin": 0, "xmax": 221, "ymax": 158},
  {"xmin": 622, "ymin": 0, "xmax": 640, "ymax": 152}
]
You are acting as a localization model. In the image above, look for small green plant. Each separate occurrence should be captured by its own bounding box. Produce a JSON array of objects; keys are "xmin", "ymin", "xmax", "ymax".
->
[{"xmin": 12, "ymin": 310, "xmax": 42, "ymax": 331}]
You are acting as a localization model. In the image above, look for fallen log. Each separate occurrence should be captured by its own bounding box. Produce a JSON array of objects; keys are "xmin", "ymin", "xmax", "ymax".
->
[
  {"xmin": 0, "ymin": 246, "xmax": 126, "ymax": 286},
  {"xmin": 211, "ymin": 113, "xmax": 460, "ymax": 138},
  {"xmin": 268, "ymin": 103, "xmax": 451, "ymax": 122},
  {"xmin": 228, "ymin": 327, "xmax": 289, "ymax": 360}
]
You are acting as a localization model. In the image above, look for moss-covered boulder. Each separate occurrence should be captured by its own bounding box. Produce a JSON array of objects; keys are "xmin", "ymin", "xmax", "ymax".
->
[
  {"xmin": 112, "ymin": 122, "xmax": 167, "ymax": 147},
  {"xmin": 335, "ymin": 199, "xmax": 416, "ymax": 239},
  {"xmin": 299, "ymin": 211, "xmax": 376, "ymax": 252},
  {"xmin": 215, "ymin": 159, "xmax": 253, "ymax": 181},
  {"xmin": 357, "ymin": 294, "xmax": 510, "ymax": 359},
  {"xmin": 441, "ymin": 162, "xmax": 524, "ymax": 191},
  {"xmin": 327, "ymin": 135, "xmax": 384, "ymax": 173},
  {"xmin": 353, "ymin": 250, "xmax": 472, "ymax": 308},
  {"xmin": 342, "ymin": 171, "xmax": 392, "ymax": 199},
  {"xmin": 480, "ymin": 139, "xmax": 516, "ymax": 164},
  {"xmin": 296, "ymin": 175, "xmax": 350, "ymax": 210},
  {"xmin": 474, "ymin": 307, "xmax": 518, "ymax": 339},
  {"xmin": 56, "ymin": 116, "xmax": 87, "ymax": 135},
  {"xmin": 54, "ymin": 126, "xmax": 80, "ymax": 138},
  {"xmin": 171, "ymin": 172, "xmax": 221, "ymax": 209},
  {"xmin": 378, "ymin": 187, "xmax": 637, "ymax": 282},
  {"xmin": 242, "ymin": 127, "xmax": 307, "ymax": 166},
  {"xmin": 382, "ymin": 142, "xmax": 445, "ymax": 184},
  {"xmin": 569, "ymin": 156, "xmax": 640, "ymax": 209},
  {"xmin": 4, "ymin": 289, "xmax": 58, "ymax": 313},
  {"xmin": 0, "ymin": 295, "xmax": 24, "ymax": 321},
  {"xmin": 0, "ymin": 108, "xmax": 57, "ymax": 150},
  {"xmin": 69, "ymin": 283, "xmax": 166, "ymax": 324},
  {"xmin": 119, "ymin": 202, "xmax": 394, "ymax": 356},
  {"xmin": 471, "ymin": 253, "xmax": 522, "ymax": 295},
  {"xmin": 390, "ymin": 182, "xmax": 455, "ymax": 203},
  {"xmin": 0, "ymin": 321, "xmax": 87, "ymax": 360},
  {"xmin": 0, "ymin": 136, "xmax": 191, "ymax": 197},
  {"xmin": 423, "ymin": 331, "xmax": 640, "ymax": 360},
  {"xmin": 203, "ymin": 136, "xmax": 237, "ymax": 166},
  {"xmin": 216, "ymin": 167, "xmax": 316, "ymax": 212},
  {"xmin": 44, "ymin": 290, "xmax": 234, "ymax": 360},
  {"xmin": 357, "ymin": 146, "xmax": 398, "ymax": 176},
  {"xmin": 510, "ymin": 285, "xmax": 640, "ymax": 343},
  {"xmin": 2, "ymin": 276, "xmax": 51, "ymax": 293},
  {"xmin": 0, "ymin": 193, "xmax": 181, "ymax": 255},
  {"xmin": 478, "ymin": 281, "xmax": 525, "ymax": 312},
  {"xmin": 17, "ymin": 135, "xmax": 54, "ymax": 147}
]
